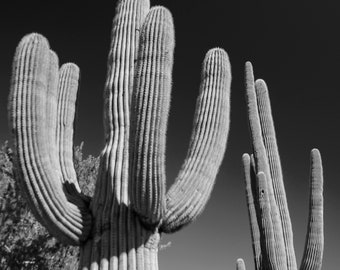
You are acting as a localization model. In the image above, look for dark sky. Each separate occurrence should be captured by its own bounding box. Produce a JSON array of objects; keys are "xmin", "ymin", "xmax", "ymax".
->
[{"xmin": 1, "ymin": 0, "xmax": 339, "ymax": 269}]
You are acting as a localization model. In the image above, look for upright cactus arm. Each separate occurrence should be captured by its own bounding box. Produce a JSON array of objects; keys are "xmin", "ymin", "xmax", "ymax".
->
[
  {"xmin": 8, "ymin": 34, "xmax": 92, "ymax": 245},
  {"xmin": 130, "ymin": 6, "xmax": 174, "ymax": 226},
  {"xmin": 57, "ymin": 64, "xmax": 83, "ymax": 195},
  {"xmin": 255, "ymin": 77, "xmax": 297, "ymax": 270},
  {"xmin": 237, "ymin": 258, "xmax": 247, "ymax": 270},
  {"xmin": 90, "ymin": 0, "xmax": 149, "ymax": 212},
  {"xmin": 257, "ymin": 171, "xmax": 279, "ymax": 270},
  {"xmin": 161, "ymin": 48, "xmax": 231, "ymax": 233},
  {"xmin": 243, "ymin": 154, "xmax": 262, "ymax": 270},
  {"xmin": 300, "ymin": 149, "xmax": 324, "ymax": 270},
  {"xmin": 87, "ymin": 1, "xmax": 150, "ymax": 267},
  {"xmin": 245, "ymin": 62, "xmax": 288, "ymax": 269},
  {"xmin": 242, "ymin": 62, "xmax": 324, "ymax": 270},
  {"xmin": 130, "ymin": 7, "xmax": 231, "ymax": 232}
]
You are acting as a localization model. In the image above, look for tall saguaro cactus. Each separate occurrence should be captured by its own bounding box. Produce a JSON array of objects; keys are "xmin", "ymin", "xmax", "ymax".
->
[
  {"xmin": 8, "ymin": 0, "xmax": 231, "ymax": 269},
  {"xmin": 239, "ymin": 62, "xmax": 324, "ymax": 270}
]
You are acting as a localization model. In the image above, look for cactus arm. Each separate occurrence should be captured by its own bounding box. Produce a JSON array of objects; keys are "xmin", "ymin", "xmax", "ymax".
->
[
  {"xmin": 90, "ymin": 0, "xmax": 149, "ymax": 210},
  {"xmin": 45, "ymin": 50, "xmax": 61, "ymax": 187},
  {"xmin": 300, "ymin": 149, "xmax": 324, "ymax": 270},
  {"xmin": 86, "ymin": 1, "xmax": 150, "ymax": 268},
  {"xmin": 57, "ymin": 64, "xmax": 81, "ymax": 190},
  {"xmin": 243, "ymin": 153, "xmax": 262, "ymax": 270},
  {"xmin": 245, "ymin": 62, "xmax": 288, "ymax": 269},
  {"xmin": 130, "ymin": 6, "xmax": 174, "ymax": 226},
  {"xmin": 236, "ymin": 258, "xmax": 247, "ymax": 270},
  {"xmin": 255, "ymin": 78, "xmax": 297, "ymax": 270},
  {"xmin": 257, "ymin": 171, "xmax": 279, "ymax": 270},
  {"xmin": 8, "ymin": 33, "xmax": 92, "ymax": 245},
  {"xmin": 161, "ymin": 48, "xmax": 231, "ymax": 233},
  {"xmin": 245, "ymin": 62, "xmax": 270, "ymax": 178}
]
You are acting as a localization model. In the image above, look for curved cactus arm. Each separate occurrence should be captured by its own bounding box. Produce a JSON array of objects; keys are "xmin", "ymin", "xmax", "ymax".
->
[
  {"xmin": 243, "ymin": 153, "xmax": 262, "ymax": 270},
  {"xmin": 9, "ymin": 33, "xmax": 92, "ymax": 245},
  {"xmin": 245, "ymin": 62, "xmax": 289, "ymax": 269},
  {"xmin": 300, "ymin": 149, "xmax": 324, "ymax": 270},
  {"xmin": 236, "ymin": 258, "xmax": 247, "ymax": 270},
  {"xmin": 130, "ymin": 6, "xmax": 174, "ymax": 226},
  {"xmin": 161, "ymin": 48, "xmax": 231, "ymax": 233}
]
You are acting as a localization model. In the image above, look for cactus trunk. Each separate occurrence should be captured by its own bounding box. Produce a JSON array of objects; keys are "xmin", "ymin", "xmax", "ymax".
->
[{"xmin": 79, "ymin": 210, "xmax": 160, "ymax": 270}]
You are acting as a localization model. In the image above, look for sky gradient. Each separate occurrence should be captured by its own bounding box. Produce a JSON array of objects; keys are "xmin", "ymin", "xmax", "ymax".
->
[{"xmin": 1, "ymin": 0, "xmax": 339, "ymax": 269}]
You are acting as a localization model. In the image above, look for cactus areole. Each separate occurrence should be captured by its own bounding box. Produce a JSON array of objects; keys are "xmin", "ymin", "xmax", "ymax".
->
[{"xmin": 8, "ymin": 0, "xmax": 231, "ymax": 269}]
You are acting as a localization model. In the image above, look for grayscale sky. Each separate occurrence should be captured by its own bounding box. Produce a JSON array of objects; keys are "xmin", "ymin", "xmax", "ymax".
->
[{"xmin": 1, "ymin": 0, "xmax": 339, "ymax": 269}]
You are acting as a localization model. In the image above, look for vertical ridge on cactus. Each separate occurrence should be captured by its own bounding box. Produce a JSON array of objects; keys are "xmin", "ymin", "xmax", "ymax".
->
[
  {"xmin": 242, "ymin": 62, "xmax": 324, "ymax": 270},
  {"xmin": 8, "ymin": 0, "xmax": 231, "ymax": 269}
]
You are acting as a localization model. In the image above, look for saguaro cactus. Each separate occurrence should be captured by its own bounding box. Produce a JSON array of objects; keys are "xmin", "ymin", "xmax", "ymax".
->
[
  {"xmin": 8, "ymin": 0, "xmax": 231, "ymax": 269},
  {"xmin": 238, "ymin": 62, "xmax": 324, "ymax": 270},
  {"xmin": 237, "ymin": 259, "xmax": 247, "ymax": 270}
]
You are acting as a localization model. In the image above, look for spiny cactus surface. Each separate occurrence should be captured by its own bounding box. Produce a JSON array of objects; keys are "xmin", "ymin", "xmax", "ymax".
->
[
  {"xmin": 8, "ymin": 0, "xmax": 231, "ymax": 269},
  {"xmin": 239, "ymin": 62, "xmax": 324, "ymax": 270}
]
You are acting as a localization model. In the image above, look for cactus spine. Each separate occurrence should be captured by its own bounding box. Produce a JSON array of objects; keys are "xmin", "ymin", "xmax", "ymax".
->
[
  {"xmin": 8, "ymin": 0, "xmax": 231, "ymax": 269},
  {"xmin": 240, "ymin": 62, "xmax": 324, "ymax": 270}
]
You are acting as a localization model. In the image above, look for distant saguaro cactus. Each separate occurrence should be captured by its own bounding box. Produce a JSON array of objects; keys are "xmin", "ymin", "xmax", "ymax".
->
[
  {"xmin": 238, "ymin": 62, "xmax": 324, "ymax": 270},
  {"xmin": 8, "ymin": 0, "xmax": 231, "ymax": 269},
  {"xmin": 237, "ymin": 258, "xmax": 246, "ymax": 270}
]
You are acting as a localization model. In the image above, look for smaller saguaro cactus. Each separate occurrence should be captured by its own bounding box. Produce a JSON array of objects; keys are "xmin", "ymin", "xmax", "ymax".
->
[{"xmin": 238, "ymin": 62, "xmax": 324, "ymax": 270}]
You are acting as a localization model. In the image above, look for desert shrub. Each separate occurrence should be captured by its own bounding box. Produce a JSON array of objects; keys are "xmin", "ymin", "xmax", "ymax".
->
[{"xmin": 0, "ymin": 141, "xmax": 99, "ymax": 269}]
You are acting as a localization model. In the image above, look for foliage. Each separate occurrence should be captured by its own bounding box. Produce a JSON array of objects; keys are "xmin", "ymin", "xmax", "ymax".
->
[
  {"xmin": 0, "ymin": 141, "xmax": 99, "ymax": 269},
  {"xmin": 74, "ymin": 142, "xmax": 99, "ymax": 198}
]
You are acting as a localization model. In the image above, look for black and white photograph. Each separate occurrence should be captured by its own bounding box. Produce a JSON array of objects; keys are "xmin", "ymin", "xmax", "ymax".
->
[{"xmin": 0, "ymin": 0, "xmax": 339, "ymax": 269}]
